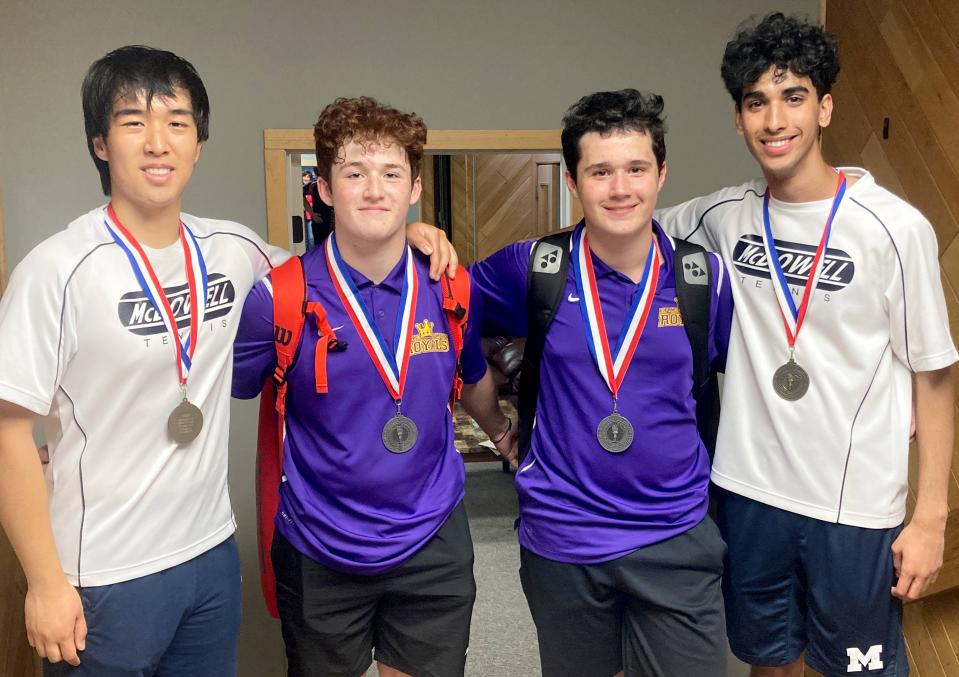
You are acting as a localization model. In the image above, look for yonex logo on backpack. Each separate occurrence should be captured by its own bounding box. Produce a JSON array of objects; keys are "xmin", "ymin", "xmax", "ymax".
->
[
  {"xmin": 846, "ymin": 644, "xmax": 883, "ymax": 672},
  {"xmin": 534, "ymin": 243, "xmax": 563, "ymax": 274},
  {"xmin": 681, "ymin": 252, "xmax": 709, "ymax": 286}
]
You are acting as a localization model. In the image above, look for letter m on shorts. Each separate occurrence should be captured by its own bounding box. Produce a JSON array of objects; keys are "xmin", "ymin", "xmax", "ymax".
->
[{"xmin": 846, "ymin": 644, "xmax": 883, "ymax": 672}]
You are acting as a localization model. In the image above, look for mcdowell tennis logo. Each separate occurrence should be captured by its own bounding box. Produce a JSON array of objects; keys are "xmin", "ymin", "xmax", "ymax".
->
[
  {"xmin": 410, "ymin": 318, "xmax": 450, "ymax": 355},
  {"xmin": 846, "ymin": 644, "xmax": 883, "ymax": 672},
  {"xmin": 732, "ymin": 234, "xmax": 855, "ymax": 292},
  {"xmin": 117, "ymin": 273, "xmax": 236, "ymax": 336}
]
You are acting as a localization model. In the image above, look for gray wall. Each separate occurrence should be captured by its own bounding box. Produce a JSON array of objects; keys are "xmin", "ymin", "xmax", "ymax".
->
[{"xmin": 0, "ymin": 1, "xmax": 816, "ymax": 674}]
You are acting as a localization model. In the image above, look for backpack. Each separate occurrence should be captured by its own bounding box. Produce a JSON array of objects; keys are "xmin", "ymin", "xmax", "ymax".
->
[
  {"xmin": 517, "ymin": 230, "xmax": 720, "ymax": 463},
  {"xmin": 256, "ymin": 256, "xmax": 471, "ymax": 618}
]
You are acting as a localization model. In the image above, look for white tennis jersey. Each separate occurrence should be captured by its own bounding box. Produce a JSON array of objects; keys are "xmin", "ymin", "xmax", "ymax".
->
[
  {"xmin": 0, "ymin": 206, "xmax": 287, "ymax": 586},
  {"xmin": 657, "ymin": 168, "xmax": 957, "ymax": 528}
]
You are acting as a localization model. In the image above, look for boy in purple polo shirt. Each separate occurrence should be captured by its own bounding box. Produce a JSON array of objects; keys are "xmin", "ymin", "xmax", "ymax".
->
[
  {"xmin": 232, "ymin": 97, "xmax": 514, "ymax": 677},
  {"xmin": 467, "ymin": 90, "xmax": 734, "ymax": 676}
]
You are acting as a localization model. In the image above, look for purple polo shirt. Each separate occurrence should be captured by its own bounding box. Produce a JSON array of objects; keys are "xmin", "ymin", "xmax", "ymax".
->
[
  {"xmin": 233, "ymin": 246, "xmax": 486, "ymax": 575},
  {"xmin": 471, "ymin": 221, "xmax": 733, "ymax": 563}
]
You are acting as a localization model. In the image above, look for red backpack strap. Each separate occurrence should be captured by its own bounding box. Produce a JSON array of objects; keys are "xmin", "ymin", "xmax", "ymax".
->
[
  {"xmin": 442, "ymin": 269, "xmax": 471, "ymax": 405},
  {"xmin": 256, "ymin": 256, "xmax": 306, "ymax": 619},
  {"xmin": 304, "ymin": 301, "xmax": 340, "ymax": 394},
  {"xmin": 270, "ymin": 257, "xmax": 307, "ymax": 420}
]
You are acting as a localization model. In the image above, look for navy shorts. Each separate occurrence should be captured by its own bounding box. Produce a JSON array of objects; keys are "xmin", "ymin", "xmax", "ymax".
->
[
  {"xmin": 44, "ymin": 536, "xmax": 241, "ymax": 677},
  {"xmin": 717, "ymin": 488, "xmax": 907, "ymax": 676}
]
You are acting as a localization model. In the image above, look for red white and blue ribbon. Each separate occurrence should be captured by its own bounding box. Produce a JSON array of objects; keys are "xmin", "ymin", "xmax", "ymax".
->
[
  {"xmin": 326, "ymin": 234, "xmax": 418, "ymax": 400},
  {"xmin": 103, "ymin": 205, "xmax": 208, "ymax": 386},
  {"xmin": 571, "ymin": 224, "xmax": 660, "ymax": 399},
  {"xmin": 761, "ymin": 171, "xmax": 846, "ymax": 348}
]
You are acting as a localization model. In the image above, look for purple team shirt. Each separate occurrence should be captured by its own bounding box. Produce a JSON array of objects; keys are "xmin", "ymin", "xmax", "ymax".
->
[
  {"xmin": 233, "ymin": 246, "xmax": 486, "ymax": 575},
  {"xmin": 471, "ymin": 221, "xmax": 733, "ymax": 563}
]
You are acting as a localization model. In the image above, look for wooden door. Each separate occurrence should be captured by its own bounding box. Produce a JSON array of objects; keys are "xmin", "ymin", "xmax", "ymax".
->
[{"xmin": 821, "ymin": 1, "xmax": 959, "ymax": 674}]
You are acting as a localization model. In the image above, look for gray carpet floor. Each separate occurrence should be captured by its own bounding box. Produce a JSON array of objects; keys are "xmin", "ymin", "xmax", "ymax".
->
[{"xmin": 365, "ymin": 463, "xmax": 750, "ymax": 676}]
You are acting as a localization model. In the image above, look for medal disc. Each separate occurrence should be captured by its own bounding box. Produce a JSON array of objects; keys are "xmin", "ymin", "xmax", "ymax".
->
[
  {"xmin": 168, "ymin": 399, "xmax": 204, "ymax": 445},
  {"xmin": 596, "ymin": 413, "xmax": 634, "ymax": 453},
  {"xmin": 382, "ymin": 415, "xmax": 418, "ymax": 453},
  {"xmin": 773, "ymin": 360, "xmax": 810, "ymax": 401}
]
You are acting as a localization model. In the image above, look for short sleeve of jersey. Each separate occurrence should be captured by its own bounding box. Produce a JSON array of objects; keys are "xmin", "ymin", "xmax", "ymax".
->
[
  {"xmin": 885, "ymin": 214, "xmax": 958, "ymax": 372},
  {"xmin": 708, "ymin": 251, "xmax": 734, "ymax": 373},
  {"xmin": 468, "ymin": 241, "xmax": 534, "ymax": 337},
  {"xmin": 656, "ymin": 182, "xmax": 763, "ymax": 251},
  {"xmin": 232, "ymin": 277, "xmax": 277, "ymax": 399},
  {"xmin": 459, "ymin": 286, "xmax": 487, "ymax": 385},
  {"xmin": 0, "ymin": 246, "xmax": 77, "ymax": 414}
]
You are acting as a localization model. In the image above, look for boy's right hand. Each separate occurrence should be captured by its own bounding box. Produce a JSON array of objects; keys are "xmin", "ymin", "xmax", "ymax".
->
[{"xmin": 25, "ymin": 578, "xmax": 87, "ymax": 666}]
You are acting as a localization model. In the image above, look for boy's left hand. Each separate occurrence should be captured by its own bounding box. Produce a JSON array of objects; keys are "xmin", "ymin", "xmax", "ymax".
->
[{"xmin": 407, "ymin": 222, "xmax": 458, "ymax": 280}]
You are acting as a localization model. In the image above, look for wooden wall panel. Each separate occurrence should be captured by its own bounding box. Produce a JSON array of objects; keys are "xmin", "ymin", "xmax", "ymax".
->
[
  {"xmin": 475, "ymin": 154, "xmax": 537, "ymax": 260},
  {"xmin": 0, "ymin": 534, "xmax": 39, "ymax": 677},
  {"xmin": 825, "ymin": 1, "xmax": 959, "ymax": 674},
  {"xmin": 451, "ymin": 156, "xmax": 476, "ymax": 264}
]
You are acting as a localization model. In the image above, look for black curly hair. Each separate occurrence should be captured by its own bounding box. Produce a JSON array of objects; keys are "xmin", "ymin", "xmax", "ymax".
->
[
  {"xmin": 561, "ymin": 89, "xmax": 666, "ymax": 182},
  {"xmin": 721, "ymin": 12, "xmax": 840, "ymax": 109}
]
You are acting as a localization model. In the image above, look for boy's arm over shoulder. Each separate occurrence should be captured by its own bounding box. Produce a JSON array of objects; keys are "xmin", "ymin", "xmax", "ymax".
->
[
  {"xmin": 469, "ymin": 240, "xmax": 536, "ymax": 338},
  {"xmin": 187, "ymin": 216, "xmax": 291, "ymax": 283},
  {"xmin": 232, "ymin": 277, "xmax": 280, "ymax": 399},
  {"xmin": 656, "ymin": 181, "xmax": 764, "ymax": 250}
]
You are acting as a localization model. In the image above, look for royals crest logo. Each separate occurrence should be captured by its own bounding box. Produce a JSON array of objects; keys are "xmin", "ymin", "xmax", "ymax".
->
[{"xmin": 411, "ymin": 318, "xmax": 450, "ymax": 355}]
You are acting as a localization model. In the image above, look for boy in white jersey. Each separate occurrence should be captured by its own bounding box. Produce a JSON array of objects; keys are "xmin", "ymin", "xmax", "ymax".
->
[
  {"xmin": 0, "ymin": 46, "xmax": 292, "ymax": 675},
  {"xmin": 655, "ymin": 13, "xmax": 956, "ymax": 677}
]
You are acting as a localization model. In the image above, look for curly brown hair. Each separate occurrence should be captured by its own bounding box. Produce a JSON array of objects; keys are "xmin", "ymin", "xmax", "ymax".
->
[{"xmin": 313, "ymin": 96, "xmax": 427, "ymax": 185}]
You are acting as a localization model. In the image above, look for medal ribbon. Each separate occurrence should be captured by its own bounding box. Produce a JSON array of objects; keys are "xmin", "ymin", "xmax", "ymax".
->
[
  {"xmin": 571, "ymin": 224, "xmax": 660, "ymax": 399},
  {"xmin": 103, "ymin": 204, "xmax": 208, "ymax": 386},
  {"xmin": 326, "ymin": 234, "xmax": 418, "ymax": 400},
  {"xmin": 761, "ymin": 171, "xmax": 846, "ymax": 347}
]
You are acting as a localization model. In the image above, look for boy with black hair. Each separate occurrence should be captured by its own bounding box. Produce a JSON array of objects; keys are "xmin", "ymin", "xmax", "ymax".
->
[
  {"xmin": 0, "ymin": 46, "xmax": 291, "ymax": 675},
  {"xmin": 465, "ymin": 88, "xmax": 734, "ymax": 677},
  {"xmin": 232, "ymin": 96, "xmax": 514, "ymax": 677},
  {"xmin": 657, "ymin": 13, "xmax": 956, "ymax": 677}
]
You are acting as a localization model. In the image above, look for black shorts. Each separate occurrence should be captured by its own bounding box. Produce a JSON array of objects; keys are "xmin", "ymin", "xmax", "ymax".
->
[
  {"xmin": 717, "ymin": 488, "xmax": 907, "ymax": 676},
  {"xmin": 520, "ymin": 517, "xmax": 727, "ymax": 677},
  {"xmin": 272, "ymin": 502, "xmax": 476, "ymax": 677}
]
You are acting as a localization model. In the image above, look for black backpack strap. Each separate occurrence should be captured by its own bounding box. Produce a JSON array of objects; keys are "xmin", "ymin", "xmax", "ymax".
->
[
  {"xmin": 517, "ymin": 230, "xmax": 573, "ymax": 463},
  {"xmin": 673, "ymin": 238, "xmax": 720, "ymax": 459}
]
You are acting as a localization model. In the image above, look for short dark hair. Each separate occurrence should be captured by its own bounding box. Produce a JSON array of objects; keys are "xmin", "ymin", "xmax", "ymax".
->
[
  {"xmin": 561, "ymin": 89, "xmax": 666, "ymax": 182},
  {"xmin": 721, "ymin": 13, "xmax": 840, "ymax": 108},
  {"xmin": 313, "ymin": 96, "xmax": 426, "ymax": 186},
  {"xmin": 82, "ymin": 46, "xmax": 210, "ymax": 195}
]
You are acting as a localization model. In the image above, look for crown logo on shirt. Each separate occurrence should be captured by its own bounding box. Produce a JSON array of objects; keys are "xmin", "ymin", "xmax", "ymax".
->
[{"xmin": 411, "ymin": 318, "xmax": 449, "ymax": 356}]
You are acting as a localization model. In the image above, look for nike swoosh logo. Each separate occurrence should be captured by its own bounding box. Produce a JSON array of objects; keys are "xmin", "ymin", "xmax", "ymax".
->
[
  {"xmin": 567, "ymin": 293, "xmax": 580, "ymax": 302},
  {"xmin": 331, "ymin": 325, "xmax": 344, "ymax": 332}
]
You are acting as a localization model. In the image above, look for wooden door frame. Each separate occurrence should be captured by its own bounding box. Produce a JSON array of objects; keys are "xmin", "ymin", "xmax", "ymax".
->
[{"xmin": 263, "ymin": 129, "xmax": 562, "ymax": 250}]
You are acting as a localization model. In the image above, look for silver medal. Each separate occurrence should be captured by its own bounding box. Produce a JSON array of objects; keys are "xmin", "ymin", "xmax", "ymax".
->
[
  {"xmin": 597, "ymin": 413, "xmax": 634, "ymax": 453},
  {"xmin": 168, "ymin": 399, "xmax": 204, "ymax": 445},
  {"xmin": 773, "ymin": 359, "xmax": 810, "ymax": 401},
  {"xmin": 382, "ymin": 414, "xmax": 418, "ymax": 453}
]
